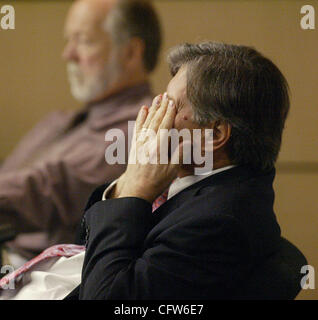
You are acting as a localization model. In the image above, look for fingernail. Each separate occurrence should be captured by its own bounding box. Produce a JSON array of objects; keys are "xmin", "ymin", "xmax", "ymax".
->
[
  {"xmin": 168, "ymin": 100, "xmax": 174, "ymax": 108},
  {"xmin": 142, "ymin": 105, "xmax": 148, "ymax": 111},
  {"xmin": 163, "ymin": 92, "xmax": 168, "ymax": 100}
]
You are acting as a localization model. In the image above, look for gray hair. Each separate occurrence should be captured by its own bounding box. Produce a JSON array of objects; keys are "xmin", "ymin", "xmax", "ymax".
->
[
  {"xmin": 104, "ymin": 0, "xmax": 161, "ymax": 72},
  {"xmin": 168, "ymin": 42, "xmax": 290, "ymax": 171}
]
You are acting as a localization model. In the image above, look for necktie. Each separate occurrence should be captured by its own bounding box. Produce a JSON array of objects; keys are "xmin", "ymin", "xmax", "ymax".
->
[
  {"xmin": 0, "ymin": 187, "xmax": 171, "ymax": 289},
  {"xmin": 152, "ymin": 188, "xmax": 170, "ymax": 212},
  {"xmin": 0, "ymin": 244, "xmax": 85, "ymax": 289}
]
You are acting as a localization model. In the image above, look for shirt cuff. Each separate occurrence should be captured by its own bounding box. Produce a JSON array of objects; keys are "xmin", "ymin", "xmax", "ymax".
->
[{"xmin": 101, "ymin": 179, "xmax": 118, "ymax": 201}]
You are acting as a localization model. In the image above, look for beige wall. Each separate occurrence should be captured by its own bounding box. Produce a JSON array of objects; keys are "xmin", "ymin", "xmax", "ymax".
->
[{"xmin": 0, "ymin": 0, "xmax": 317, "ymax": 299}]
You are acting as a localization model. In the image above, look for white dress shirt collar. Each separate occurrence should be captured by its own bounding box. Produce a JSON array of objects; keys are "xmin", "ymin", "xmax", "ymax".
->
[{"xmin": 167, "ymin": 165, "xmax": 236, "ymax": 200}]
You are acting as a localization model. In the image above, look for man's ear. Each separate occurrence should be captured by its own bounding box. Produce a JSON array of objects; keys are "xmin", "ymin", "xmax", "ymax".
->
[
  {"xmin": 211, "ymin": 120, "xmax": 231, "ymax": 151},
  {"xmin": 122, "ymin": 37, "xmax": 145, "ymax": 70}
]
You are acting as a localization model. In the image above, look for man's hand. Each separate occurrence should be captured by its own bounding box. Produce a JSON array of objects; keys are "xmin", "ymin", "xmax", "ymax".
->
[{"xmin": 112, "ymin": 93, "xmax": 180, "ymax": 203}]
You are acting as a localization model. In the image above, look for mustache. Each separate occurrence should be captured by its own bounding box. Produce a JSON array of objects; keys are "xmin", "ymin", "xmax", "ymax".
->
[{"xmin": 66, "ymin": 62, "xmax": 81, "ymax": 76}]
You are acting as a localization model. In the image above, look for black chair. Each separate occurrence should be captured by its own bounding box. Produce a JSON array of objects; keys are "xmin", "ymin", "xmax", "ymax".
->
[{"xmin": 235, "ymin": 237, "xmax": 307, "ymax": 300}]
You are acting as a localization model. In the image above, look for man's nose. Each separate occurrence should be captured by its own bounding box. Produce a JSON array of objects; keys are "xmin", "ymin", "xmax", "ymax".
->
[{"xmin": 62, "ymin": 41, "xmax": 78, "ymax": 62}]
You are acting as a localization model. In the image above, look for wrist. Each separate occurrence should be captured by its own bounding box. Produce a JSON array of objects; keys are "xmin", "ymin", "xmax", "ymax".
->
[
  {"xmin": 118, "ymin": 186, "xmax": 154, "ymax": 203},
  {"xmin": 114, "ymin": 177, "xmax": 154, "ymax": 203}
]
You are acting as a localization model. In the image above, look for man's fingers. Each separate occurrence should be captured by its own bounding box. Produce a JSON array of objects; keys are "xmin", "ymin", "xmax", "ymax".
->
[
  {"xmin": 149, "ymin": 92, "xmax": 170, "ymax": 131},
  {"xmin": 136, "ymin": 105, "xmax": 148, "ymax": 132},
  {"xmin": 159, "ymin": 100, "xmax": 176, "ymax": 130},
  {"xmin": 143, "ymin": 94, "xmax": 162, "ymax": 128}
]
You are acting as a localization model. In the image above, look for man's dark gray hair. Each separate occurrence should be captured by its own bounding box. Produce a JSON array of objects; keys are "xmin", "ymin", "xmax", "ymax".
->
[
  {"xmin": 105, "ymin": 0, "xmax": 161, "ymax": 72},
  {"xmin": 168, "ymin": 42, "xmax": 290, "ymax": 171}
]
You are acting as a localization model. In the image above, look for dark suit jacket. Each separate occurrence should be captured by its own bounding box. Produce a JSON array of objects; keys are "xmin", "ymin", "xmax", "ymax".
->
[{"xmin": 68, "ymin": 165, "xmax": 282, "ymax": 300}]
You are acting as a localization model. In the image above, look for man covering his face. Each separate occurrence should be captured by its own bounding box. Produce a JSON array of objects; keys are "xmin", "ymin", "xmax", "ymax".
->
[{"xmin": 77, "ymin": 41, "xmax": 290, "ymax": 299}]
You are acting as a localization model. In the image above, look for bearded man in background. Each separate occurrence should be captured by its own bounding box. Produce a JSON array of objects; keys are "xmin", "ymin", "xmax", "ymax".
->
[{"xmin": 0, "ymin": 0, "xmax": 161, "ymax": 267}]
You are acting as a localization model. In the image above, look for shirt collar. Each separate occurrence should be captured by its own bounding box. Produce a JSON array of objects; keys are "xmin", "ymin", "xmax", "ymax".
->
[{"xmin": 167, "ymin": 165, "xmax": 236, "ymax": 200}]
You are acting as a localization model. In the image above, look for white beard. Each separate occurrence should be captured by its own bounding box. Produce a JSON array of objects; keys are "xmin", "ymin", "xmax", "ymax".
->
[{"xmin": 66, "ymin": 54, "xmax": 122, "ymax": 103}]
